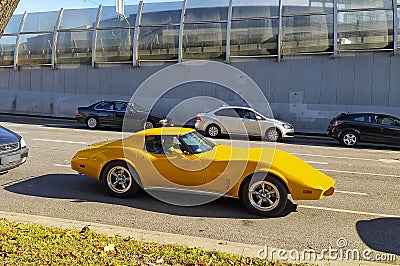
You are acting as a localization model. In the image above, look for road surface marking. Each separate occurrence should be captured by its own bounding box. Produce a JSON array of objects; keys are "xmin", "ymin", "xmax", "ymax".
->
[
  {"xmin": 335, "ymin": 190, "xmax": 368, "ymax": 196},
  {"xmin": 379, "ymin": 159, "xmax": 400, "ymax": 164},
  {"xmin": 34, "ymin": 139, "xmax": 86, "ymax": 145},
  {"xmin": 298, "ymin": 205, "xmax": 399, "ymax": 218},
  {"xmin": 317, "ymin": 169, "xmax": 399, "ymax": 178},
  {"xmin": 54, "ymin": 164, "xmax": 71, "ymax": 168},
  {"xmin": 305, "ymin": 161, "xmax": 328, "ymax": 165},
  {"xmin": 292, "ymin": 153, "xmax": 377, "ymax": 162}
]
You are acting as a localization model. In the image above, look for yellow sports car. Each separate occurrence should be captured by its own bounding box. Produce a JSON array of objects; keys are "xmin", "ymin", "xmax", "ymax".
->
[{"xmin": 71, "ymin": 128, "xmax": 335, "ymax": 216}]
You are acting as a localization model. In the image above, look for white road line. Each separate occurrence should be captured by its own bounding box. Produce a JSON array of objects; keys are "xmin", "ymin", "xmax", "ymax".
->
[
  {"xmin": 335, "ymin": 190, "xmax": 368, "ymax": 196},
  {"xmin": 34, "ymin": 139, "xmax": 86, "ymax": 145},
  {"xmin": 316, "ymin": 169, "xmax": 399, "ymax": 178},
  {"xmin": 292, "ymin": 153, "xmax": 377, "ymax": 162},
  {"xmin": 305, "ymin": 161, "xmax": 328, "ymax": 165},
  {"xmin": 54, "ymin": 164, "xmax": 71, "ymax": 168},
  {"xmin": 298, "ymin": 205, "xmax": 400, "ymax": 218}
]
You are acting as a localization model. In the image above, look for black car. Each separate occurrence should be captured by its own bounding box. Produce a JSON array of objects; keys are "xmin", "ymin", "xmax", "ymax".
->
[
  {"xmin": 0, "ymin": 125, "xmax": 29, "ymax": 174},
  {"xmin": 327, "ymin": 112, "xmax": 400, "ymax": 147},
  {"xmin": 76, "ymin": 101, "xmax": 174, "ymax": 130}
]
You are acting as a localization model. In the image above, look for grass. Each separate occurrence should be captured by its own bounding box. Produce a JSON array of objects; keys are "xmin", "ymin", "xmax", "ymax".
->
[{"xmin": 0, "ymin": 219, "xmax": 303, "ymax": 266}]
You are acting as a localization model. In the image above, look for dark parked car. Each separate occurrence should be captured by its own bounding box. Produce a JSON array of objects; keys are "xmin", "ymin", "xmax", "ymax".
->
[
  {"xmin": 0, "ymin": 125, "xmax": 29, "ymax": 174},
  {"xmin": 76, "ymin": 101, "xmax": 174, "ymax": 130},
  {"xmin": 327, "ymin": 112, "xmax": 400, "ymax": 147}
]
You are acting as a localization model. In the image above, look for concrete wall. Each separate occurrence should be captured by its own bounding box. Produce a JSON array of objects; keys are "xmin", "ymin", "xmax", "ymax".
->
[{"xmin": 0, "ymin": 52, "xmax": 399, "ymax": 133}]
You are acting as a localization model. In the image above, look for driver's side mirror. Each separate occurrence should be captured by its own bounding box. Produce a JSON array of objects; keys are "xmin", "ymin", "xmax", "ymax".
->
[{"xmin": 256, "ymin": 115, "xmax": 262, "ymax": 120}]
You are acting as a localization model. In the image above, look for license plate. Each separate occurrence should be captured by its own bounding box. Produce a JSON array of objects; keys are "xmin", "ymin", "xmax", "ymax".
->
[{"xmin": 1, "ymin": 154, "xmax": 20, "ymax": 164}]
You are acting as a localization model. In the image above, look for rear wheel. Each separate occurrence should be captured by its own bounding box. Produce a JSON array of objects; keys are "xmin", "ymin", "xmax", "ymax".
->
[
  {"xmin": 86, "ymin": 117, "xmax": 99, "ymax": 129},
  {"xmin": 340, "ymin": 131, "xmax": 358, "ymax": 147},
  {"xmin": 240, "ymin": 174, "xmax": 288, "ymax": 217},
  {"xmin": 101, "ymin": 161, "xmax": 140, "ymax": 198},
  {"xmin": 265, "ymin": 127, "xmax": 281, "ymax": 142},
  {"xmin": 144, "ymin": 121, "xmax": 155, "ymax": 130},
  {"xmin": 206, "ymin": 124, "xmax": 221, "ymax": 138}
]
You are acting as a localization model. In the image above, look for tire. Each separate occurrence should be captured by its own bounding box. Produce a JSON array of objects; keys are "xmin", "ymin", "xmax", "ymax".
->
[
  {"xmin": 340, "ymin": 131, "xmax": 359, "ymax": 147},
  {"xmin": 144, "ymin": 121, "xmax": 155, "ymax": 130},
  {"xmin": 206, "ymin": 124, "xmax": 221, "ymax": 138},
  {"xmin": 101, "ymin": 161, "xmax": 140, "ymax": 198},
  {"xmin": 265, "ymin": 127, "xmax": 281, "ymax": 142},
  {"xmin": 86, "ymin": 117, "xmax": 99, "ymax": 129},
  {"xmin": 240, "ymin": 174, "xmax": 288, "ymax": 217}
]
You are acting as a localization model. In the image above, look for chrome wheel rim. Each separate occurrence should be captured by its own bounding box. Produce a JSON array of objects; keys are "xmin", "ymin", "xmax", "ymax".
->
[
  {"xmin": 248, "ymin": 181, "xmax": 280, "ymax": 211},
  {"xmin": 87, "ymin": 118, "xmax": 97, "ymax": 128},
  {"xmin": 267, "ymin": 129, "xmax": 279, "ymax": 141},
  {"xmin": 208, "ymin": 126, "xmax": 219, "ymax": 137},
  {"xmin": 343, "ymin": 133, "xmax": 357, "ymax": 146},
  {"xmin": 107, "ymin": 166, "xmax": 132, "ymax": 194},
  {"xmin": 144, "ymin": 122, "xmax": 154, "ymax": 130}
]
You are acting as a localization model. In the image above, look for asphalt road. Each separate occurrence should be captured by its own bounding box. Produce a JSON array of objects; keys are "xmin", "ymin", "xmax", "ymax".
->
[{"xmin": 0, "ymin": 115, "xmax": 399, "ymax": 263}]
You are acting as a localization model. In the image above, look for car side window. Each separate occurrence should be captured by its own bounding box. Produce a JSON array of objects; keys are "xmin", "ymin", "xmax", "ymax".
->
[
  {"xmin": 214, "ymin": 108, "xmax": 240, "ymax": 118},
  {"xmin": 243, "ymin": 110, "xmax": 256, "ymax": 120},
  {"xmin": 351, "ymin": 115, "xmax": 371, "ymax": 123},
  {"xmin": 115, "ymin": 103, "xmax": 127, "ymax": 112},
  {"xmin": 95, "ymin": 102, "xmax": 114, "ymax": 111},
  {"xmin": 376, "ymin": 116, "xmax": 394, "ymax": 126},
  {"xmin": 145, "ymin": 135, "xmax": 181, "ymax": 155}
]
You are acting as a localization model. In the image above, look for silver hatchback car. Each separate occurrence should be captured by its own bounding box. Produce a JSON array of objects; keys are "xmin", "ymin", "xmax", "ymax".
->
[{"xmin": 195, "ymin": 106, "xmax": 294, "ymax": 141}]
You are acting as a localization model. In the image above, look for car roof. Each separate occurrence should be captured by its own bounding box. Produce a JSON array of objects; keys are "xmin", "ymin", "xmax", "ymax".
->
[
  {"xmin": 341, "ymin": 112, "xmax": 392, "ymax": 116},
  {"xmin": 216, "ymin": 106, "xmax": 254, "ymax": 111}
]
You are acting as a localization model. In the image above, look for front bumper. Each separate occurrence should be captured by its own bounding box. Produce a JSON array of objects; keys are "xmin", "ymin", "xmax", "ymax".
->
[
  {"xmin": 281, "ymin": 128, "xmax": 295, "ymax": 138},
  {"xmin": 0, "ymin": 147, "xmax": 29, "ymax": 173}
]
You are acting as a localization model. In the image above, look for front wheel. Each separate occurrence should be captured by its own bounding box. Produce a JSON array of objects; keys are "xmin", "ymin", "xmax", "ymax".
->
[
  {"xmin": 265, "ymin": 127, "xmax": 281, "ymax": 142},
  {"xmin": 340, "ymin": 131, "xmax": 358, "ymax": 147},
  {"xmin": 101, "ymin": 161, "xmax": 140, "ymax": 198},
  {"xmin": 240, "ymin": 175, "xmax": 288, "ymax": 217},
  {"xmin": 144, "ymin": 121, "xmax": 155, "ymax": 130}
]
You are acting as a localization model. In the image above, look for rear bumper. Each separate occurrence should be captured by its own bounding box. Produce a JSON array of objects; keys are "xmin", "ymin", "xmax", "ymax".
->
[
  {"xmin": 0, "ymin": 147, "xmax": 29, "ymax": 173},
  {"xmin": 76, "ymin": 115, "xmax": 86, "ymax": 124}
]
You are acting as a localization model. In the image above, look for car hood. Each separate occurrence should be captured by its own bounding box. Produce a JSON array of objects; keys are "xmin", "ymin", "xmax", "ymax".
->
[{"xmin": 0, "ymin": 125, "xmax": 20, "ymax": 145}]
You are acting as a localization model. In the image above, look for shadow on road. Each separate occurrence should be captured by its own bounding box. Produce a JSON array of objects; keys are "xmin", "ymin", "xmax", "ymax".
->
[
  {"xmin": 3, "ymin": 174, "xmax": 297, "ymax": 219},
  {"xmin": 356, "ymin": 218, "xmax": 400, "ymax": 256}
]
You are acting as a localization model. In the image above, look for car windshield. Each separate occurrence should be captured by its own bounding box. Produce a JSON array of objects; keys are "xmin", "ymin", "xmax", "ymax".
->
[{"xmin": 180, "ymin": 131, "xmax": 215, "ymax": 154}]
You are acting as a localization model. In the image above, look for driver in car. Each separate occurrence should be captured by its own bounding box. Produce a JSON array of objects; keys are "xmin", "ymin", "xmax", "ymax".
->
[{"xmin": 161, "ymin": 135, "xmax": 182, "ymax": 155}]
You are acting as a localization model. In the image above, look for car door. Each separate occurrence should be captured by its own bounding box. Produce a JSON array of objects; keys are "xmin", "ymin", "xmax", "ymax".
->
[
  {"xmin": 124, "ymin": 104, "xmax": 147, "ymax": 131},
  {"xmin": 143, "ymin": 135, "xmax": 207, "ymax": 187},
  {"xmin": 94, "ymin": 101, "xmax": 116, "ymax": 126},
  {"xmin": 213, "ymin": 108, "xmax": 240, "ymax": 134},
  {"xmin": 348, "ymin": 114, "xmax": 375, "ymax": 141},
  {"xmin": 236, "ymin": 108, "xmax": 262, "ymax": 136},
  {"xmin": 376, "ymin": 115, "xmax": 400, "ymax": 144},
  {"xmin": 114, "ymin": 102, "xmax": 127, "ymax": 127}
]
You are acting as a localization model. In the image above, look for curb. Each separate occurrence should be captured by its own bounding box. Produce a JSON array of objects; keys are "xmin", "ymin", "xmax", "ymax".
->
[{"xmin": 0, "ymin": 211, "xmax": 384, "ymax": 266}]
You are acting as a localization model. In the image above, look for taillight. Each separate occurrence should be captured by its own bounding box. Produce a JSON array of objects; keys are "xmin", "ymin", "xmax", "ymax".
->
[
  {"xmin": 196, "ymin": 116, "xmax": 201, "ymax": 121},
  {"xmin": 333, "ymin": 121, "xmax": 342, "ymax": 127}
]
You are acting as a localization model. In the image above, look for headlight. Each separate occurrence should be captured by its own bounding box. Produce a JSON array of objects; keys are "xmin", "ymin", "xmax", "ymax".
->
[
  {"xmin": 159, "ymin": 119, "xmax": 168, "ymax": 124},
  {"xmin": 20, "ymin": 137, "xmax": 26, "ymax": 148},
  {"xmin": 282, "ymin": 123, "xmax": 293, "ymax": 129}
]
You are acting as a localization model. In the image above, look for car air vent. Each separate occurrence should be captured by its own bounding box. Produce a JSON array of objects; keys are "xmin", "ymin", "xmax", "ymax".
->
[{"xmin": 0, "ymin": 142, "xmax": 20, "ymax": 153}]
